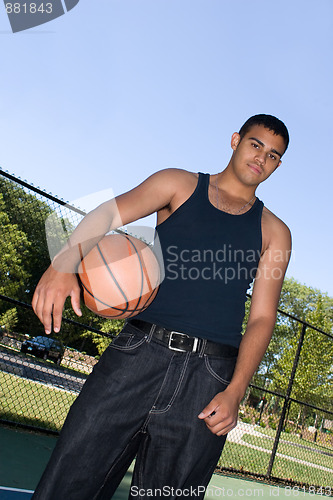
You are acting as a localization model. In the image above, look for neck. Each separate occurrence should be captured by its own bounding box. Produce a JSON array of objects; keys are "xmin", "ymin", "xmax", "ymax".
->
[{"xmin": 216, "ymin": 165, "xmax": 257, "ymax": 200}]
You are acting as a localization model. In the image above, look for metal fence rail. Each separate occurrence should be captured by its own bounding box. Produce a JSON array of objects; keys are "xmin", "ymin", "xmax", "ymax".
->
[{"xmin": 0, "ymin": 168, "xmax": 332, "ymax": 492}]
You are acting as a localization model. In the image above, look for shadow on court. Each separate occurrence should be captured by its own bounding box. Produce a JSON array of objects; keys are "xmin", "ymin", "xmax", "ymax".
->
[
  {"xmin": 0, "ymin": 425, "xmax": 319, "ymax": 499},
  {"xmin": 0, "ymin": 425, "xmax": 131, "ymax": 499}
]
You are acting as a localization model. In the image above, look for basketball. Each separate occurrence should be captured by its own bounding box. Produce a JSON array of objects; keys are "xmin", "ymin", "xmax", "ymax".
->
[{"xmin": 77, "ymin": 233, "xmax": 160, "ymax": 319}]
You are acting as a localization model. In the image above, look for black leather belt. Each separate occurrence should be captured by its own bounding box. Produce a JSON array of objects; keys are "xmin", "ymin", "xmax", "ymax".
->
[{"xmin": 128, "ymin": 319, "xmax": 239, "ymax": 357}]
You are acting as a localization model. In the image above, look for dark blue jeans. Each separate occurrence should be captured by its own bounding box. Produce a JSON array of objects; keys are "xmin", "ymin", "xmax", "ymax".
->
[{"xmin": 32, "ymin": 322, "xmax": 237, "ymax": 499}]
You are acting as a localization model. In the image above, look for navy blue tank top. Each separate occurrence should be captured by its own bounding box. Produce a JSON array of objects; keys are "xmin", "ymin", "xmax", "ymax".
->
[{"xmin": 136, "ymin": 172, "xmax": 264, "ymax": 347}]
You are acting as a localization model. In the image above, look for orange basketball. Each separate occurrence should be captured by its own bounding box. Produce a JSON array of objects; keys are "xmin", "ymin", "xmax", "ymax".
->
[{"xmin": 77, "ymin": 233, "xmax": 160, "ymax": 319}]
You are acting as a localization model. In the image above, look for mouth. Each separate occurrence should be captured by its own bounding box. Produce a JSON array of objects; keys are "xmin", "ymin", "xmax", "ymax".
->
[{"xmin": 248, "ymin": 163, "xmax": 262, "ymax": 175}]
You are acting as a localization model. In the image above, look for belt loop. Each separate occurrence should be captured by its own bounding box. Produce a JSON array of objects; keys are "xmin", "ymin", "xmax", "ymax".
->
[
  {"xmin": 198, "ymin": 339, "xmax": 207, "ymax": 358},
  {"xmin": 147, "ymin": 323, "xmax": 155, "ymax": 343}
]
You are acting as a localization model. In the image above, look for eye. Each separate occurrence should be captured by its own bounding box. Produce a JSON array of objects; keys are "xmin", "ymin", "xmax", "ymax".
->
[
  {"xmin": 252, "ymin": 142, "xmax": 260, "ymax": 149},
  {"xmin": 269, "ymin": 154, "xmax": 277, "ymax": 161}
]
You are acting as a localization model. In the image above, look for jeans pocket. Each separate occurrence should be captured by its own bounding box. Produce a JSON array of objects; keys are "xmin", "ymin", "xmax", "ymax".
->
[
  {"xmin": 110, "ymin": 327, "xmax": 147, "ymax": 351},
  {"xmin": 204, "ymin": 355, "xmax": 237, "ymax": 386}
]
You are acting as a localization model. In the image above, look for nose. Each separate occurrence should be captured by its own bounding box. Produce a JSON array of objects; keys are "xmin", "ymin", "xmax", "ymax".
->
[{"xmin": 255, "ymin": 150, "xmax": 266, "ymax": 166}]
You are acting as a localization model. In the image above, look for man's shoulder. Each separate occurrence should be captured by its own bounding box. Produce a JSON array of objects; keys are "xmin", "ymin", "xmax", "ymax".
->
[
  {"xmin": 152, "ymin": 168, "xmax": 199, "ymax": 202},
  {"xmin": 262, "ymin": 205, "xmax": 291, "ymax": 235},
  {"xmin": 154, "ymin": 168, "xmax": 198, "ymax": 184},
  {"xmin": 261, "ymin": 205, "xmax": 291, "ymax": 254}
]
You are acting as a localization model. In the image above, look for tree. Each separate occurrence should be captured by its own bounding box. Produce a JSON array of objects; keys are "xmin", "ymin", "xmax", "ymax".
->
[
  {"xmin": 270, "ymin": 294, "xmax": 333, "ymax": 413},
  {"xmin": 80, "ymin": 319, "xmax": 124, "ymax": 357},
  {"xmin": 0, "ymin": 193, "xmax": 31, "ymax": 303},
  {"xmin": 0, "ymin": 307, "xmax": 18, "ymax": 334},
  {"xmin": 0, "ymin": 177, "xmax": 55, "ymax": 297},
  {"xmin": 0, "ymin": 177, "xmax": 80, "ymax": 336},
  {"xmin": 248, "ymin": 278, "xmax": 333, "ymax": 388}
]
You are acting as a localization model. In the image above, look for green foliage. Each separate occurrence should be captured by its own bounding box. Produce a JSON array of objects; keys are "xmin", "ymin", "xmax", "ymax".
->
[
  {"xmin": 79, "ymin": 319, "xmax": 124, "ymax": 356},
  {"xmin": 0, "ymin": 193, "xmax": 31, "ymax": 303},
  {"xmin": 99, "ymin": 318, "xmax": 124, "ymax": 336},
  {"xmin": 270, "ymin": 293, "xmax": 333, "ymax": 409},
  {"xmin": 246, "ymin": 278, "xmax": 333, "ymax": 397},
  {"xmin": 0, "ymin": 307, "xmax": 18, "ymax": 332},
  {"xmin": 0, "ymin": 178, "xmax": 52, "ymax": 297}
]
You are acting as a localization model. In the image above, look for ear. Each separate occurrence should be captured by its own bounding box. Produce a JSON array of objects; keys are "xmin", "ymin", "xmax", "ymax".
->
[{"xmin": 231, "ymin": 132, "xmax": 241, "ymax": 151}]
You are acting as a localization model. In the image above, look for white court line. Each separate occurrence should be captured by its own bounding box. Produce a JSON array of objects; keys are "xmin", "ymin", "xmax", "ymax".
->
[{"xmin": 0, "ymin": 486, "xmax": 34, "ymax": 493}]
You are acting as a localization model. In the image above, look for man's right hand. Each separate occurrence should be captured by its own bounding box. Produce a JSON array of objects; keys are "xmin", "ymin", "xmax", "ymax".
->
[{"xmin": 32, "ymin": 266, "xmax": 82, "ymax": 335}]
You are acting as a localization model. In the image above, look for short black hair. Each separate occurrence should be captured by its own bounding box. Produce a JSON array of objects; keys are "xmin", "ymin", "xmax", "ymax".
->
[{"xmin": 239, "ymin": 114, "xmax": 289, "ymax": 153}]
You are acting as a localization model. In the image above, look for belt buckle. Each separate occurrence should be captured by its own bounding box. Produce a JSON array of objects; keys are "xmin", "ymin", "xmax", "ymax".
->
[{"xmin": 168, "ymin": 331, "xmax": 199, "ymax": 353}]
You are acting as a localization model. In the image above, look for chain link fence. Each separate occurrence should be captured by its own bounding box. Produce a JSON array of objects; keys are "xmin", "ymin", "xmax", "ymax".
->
[{"xmin": 0, "ymin": 168, "xmax": 332, "ymax": 492}]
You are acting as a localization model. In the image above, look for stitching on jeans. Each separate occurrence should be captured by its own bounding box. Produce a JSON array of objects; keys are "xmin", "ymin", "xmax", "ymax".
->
[
  {"xmin": 137, "ymin": 432, "xmax": 150, "ymax": 491},
  {"xmin": 148, "ymin": 353, "xmax": 176, "ymax": 413},
  {"xmin": 109, "ymin": 335, "xmax": 147, "ymax": 351},
  {"xmin": 204, "ymin": 355, "xmax": 231, "ymax": 385},
  {"xmin": 92, "ymin": 429, "xmax": 142, "ymax": 500},
  {"xmin": 126, "ymin": 334, "xmax": 134, "ymax": 347},
  {"xmin": 167, "ymin": 351, "xmax": 190, "ymax": 408},
  {"xmin": 140, "ymin": 412, "xmax": 152, "ymax": 433},
  {"xmin": 150, "ymin": 352, "xmax": 191, "ymax": 414}
]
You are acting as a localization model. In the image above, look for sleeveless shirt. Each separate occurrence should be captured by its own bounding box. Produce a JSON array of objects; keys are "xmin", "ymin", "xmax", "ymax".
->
[{"xmin": 135, "ymin": 172, "xmax": 264, "ymax": 347}]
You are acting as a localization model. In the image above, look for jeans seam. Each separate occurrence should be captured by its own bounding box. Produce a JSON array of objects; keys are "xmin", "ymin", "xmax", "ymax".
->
[
  {"xmin": 93, "ymin": 429, "xmax": 142, "ymax": 500},
  {"xmin": 126, "ymin": 334, "xmax": 134, "ymax": 347},
  {"xmin": 148, "ymin": 352, "xmax": 176, "ymax": 414},
  {"xmin": 137, "ymin": 433, "xmax": 150, "ymax": 492},
  {"xmin": 110, "ymin": 336, "xmax": 147, "ymax": 351},
  {"xmin": 150, "ymin": 352, "xmax": 191, "ymax": 413},
  {"xmin": 204, "ymin": 355, "xmax": 231, "ymax": 385},
  {"xmin": 165, "ymin": 351, "xmax": 190, "ymax": 409}
]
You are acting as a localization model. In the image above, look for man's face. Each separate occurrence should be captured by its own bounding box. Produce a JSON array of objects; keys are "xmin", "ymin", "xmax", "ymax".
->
[{"xmin": 230, "ymin": 125, "xmax": 286, "ymax": 186}]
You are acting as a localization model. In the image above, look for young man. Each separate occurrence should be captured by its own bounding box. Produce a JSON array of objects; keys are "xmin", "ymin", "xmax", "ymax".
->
[{"xmin": 32, "ymin": 114, "xmax": 291, "ymax": 499}]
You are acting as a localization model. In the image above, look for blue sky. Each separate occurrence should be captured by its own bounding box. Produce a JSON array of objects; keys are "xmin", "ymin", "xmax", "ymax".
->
[{"xmin": 0, "ymin": 0, "xmax": 332, "ymax": 297}]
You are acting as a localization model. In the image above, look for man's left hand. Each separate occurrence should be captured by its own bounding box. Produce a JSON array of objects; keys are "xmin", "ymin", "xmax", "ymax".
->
[{"xmin": 198, "ymin": 387, "xmax": 240, "ymax": 436}]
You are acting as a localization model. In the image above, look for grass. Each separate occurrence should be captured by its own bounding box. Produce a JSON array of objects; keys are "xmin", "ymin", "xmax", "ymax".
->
[
  {"xmin": 0, "ymin": 370, "xmax": 77, "ymax": 432},
  {"xmin": 242, "ymin": 433, "xmax": 333, "ymax": 469},
  {"xmin": 219, "ymin": 440, "xmax": 270, "ymax": 474},
  {"xmin": 271, "ymin": 455, "xmax": 332, "ymax": 488},
  {"xmin": 219, "ymin": 435, "xmax": 333, "ymax": 487},
  {"xmin": 256, "ymin": 426, "xmax": 333, "ymax": 451}
]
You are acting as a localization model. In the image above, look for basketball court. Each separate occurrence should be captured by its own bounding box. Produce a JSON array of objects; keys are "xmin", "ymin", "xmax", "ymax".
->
[{"xmin": 1, "ymin": 425, "xmax": 319, "ymax": 499}]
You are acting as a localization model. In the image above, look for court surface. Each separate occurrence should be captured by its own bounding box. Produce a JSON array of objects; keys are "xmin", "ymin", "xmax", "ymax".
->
[{"xmin": 0, "ymin": 425, "xmax": 319, "ymax": 499}]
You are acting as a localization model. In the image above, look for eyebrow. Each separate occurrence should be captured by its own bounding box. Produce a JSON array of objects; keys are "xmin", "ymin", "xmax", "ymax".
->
[{"xmin": 248, "ymin": 137, "xmax": 283, "ymax": 158}]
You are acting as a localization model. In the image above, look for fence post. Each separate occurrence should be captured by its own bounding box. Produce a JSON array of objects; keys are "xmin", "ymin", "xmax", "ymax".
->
[{"xmin": 266, "ymin": 323, "xmax": 307, "ymax": 478}]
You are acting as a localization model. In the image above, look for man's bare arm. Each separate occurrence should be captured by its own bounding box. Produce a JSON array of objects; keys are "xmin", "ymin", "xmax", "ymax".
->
[
  {"xmin": 32, "ymin": 168, "xmax": 190, "ymax": 334},
  {"xmin": 198, "ymin": 219, "xmax": 292, "ymax": 435}
]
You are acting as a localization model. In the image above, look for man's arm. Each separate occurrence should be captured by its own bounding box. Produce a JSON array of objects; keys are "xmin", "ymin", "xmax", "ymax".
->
[
  {"xmin": 198, "ymin": 218, "xmax": 292, "ymax": 436},
  {"xmin": 32, "ymin": 168, "xmax": 189, "ymax": 335}
]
